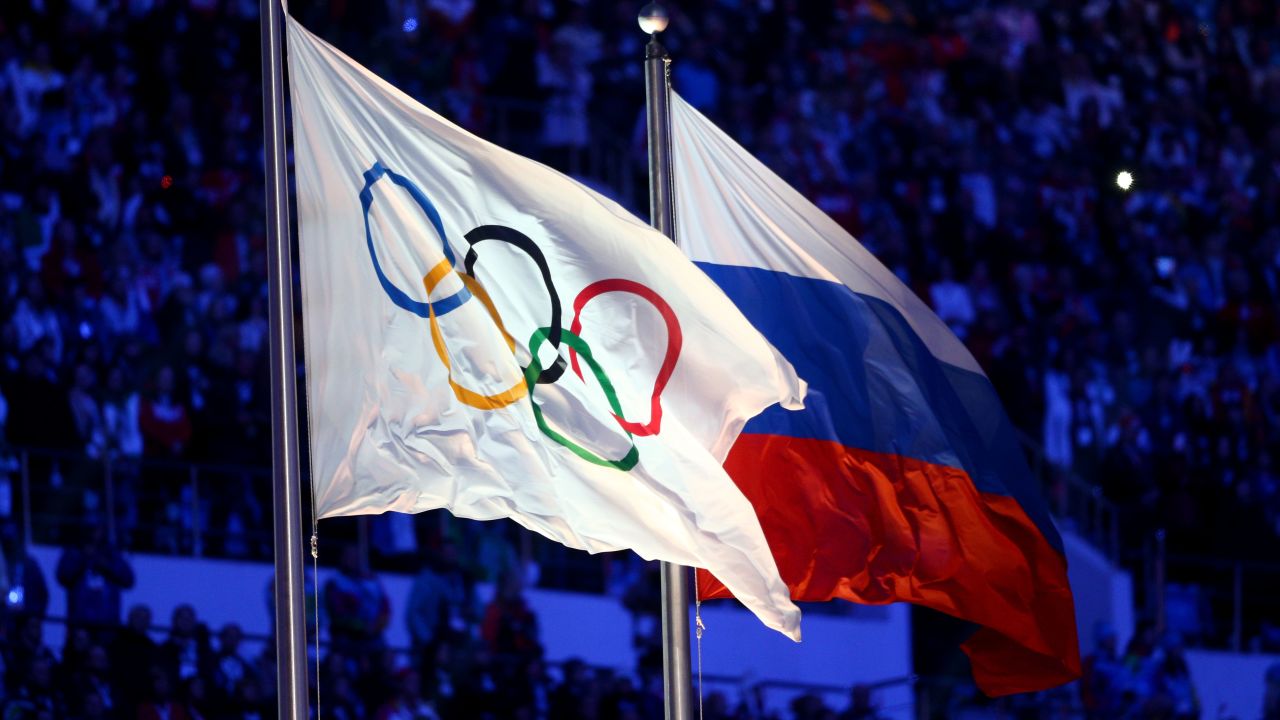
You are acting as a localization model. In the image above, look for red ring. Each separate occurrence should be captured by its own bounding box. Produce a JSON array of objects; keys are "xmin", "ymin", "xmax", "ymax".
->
[{"xmin": 569, "ymin": 279, "xmax": 682, "ymax": 437}]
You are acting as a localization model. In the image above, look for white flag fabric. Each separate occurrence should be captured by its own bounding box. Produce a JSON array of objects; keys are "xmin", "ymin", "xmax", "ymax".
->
[{"xmin": 286, "ymin": 17, "xmax": 805, "ymax": 638}]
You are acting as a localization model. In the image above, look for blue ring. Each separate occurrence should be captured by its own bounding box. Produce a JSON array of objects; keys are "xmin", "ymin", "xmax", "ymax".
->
[{"xmin": 360, "ymin": 161, "xmax": 471, "ymax": 318}]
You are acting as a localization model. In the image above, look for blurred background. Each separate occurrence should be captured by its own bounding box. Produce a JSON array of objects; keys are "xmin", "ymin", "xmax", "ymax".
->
[{"xmin": 2, "ymin": 0, "xmax": 1280, "ymax": 718}]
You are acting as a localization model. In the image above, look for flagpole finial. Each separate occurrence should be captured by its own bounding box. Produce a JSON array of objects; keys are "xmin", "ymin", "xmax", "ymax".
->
[{"xmin": 638, "ymin": 2, "xmax": 670, "ymax": 35}]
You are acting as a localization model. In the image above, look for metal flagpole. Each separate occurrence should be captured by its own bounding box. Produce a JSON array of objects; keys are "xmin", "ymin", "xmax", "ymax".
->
[
  {"xmin": 639, "ymin": 5, "xmax": 694, "ymax": 719},
  {"xmin": 259, "ymin": 0, "xmax": 310, "ymax": 717}
]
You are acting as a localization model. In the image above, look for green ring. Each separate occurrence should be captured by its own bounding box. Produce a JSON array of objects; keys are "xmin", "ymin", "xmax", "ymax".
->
[{"xmin": 525, "ymin": 327, "xmax": 640, "ymax": 471}]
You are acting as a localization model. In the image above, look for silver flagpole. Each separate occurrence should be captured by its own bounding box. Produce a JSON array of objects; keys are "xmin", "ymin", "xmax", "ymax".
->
[
  {"xmin": 639, "ymin": 5, "xmax": 694, "ymax": 719},
  {"xmin": 258, "ymin": 0, "xmax": 310, "ymax": 717}
]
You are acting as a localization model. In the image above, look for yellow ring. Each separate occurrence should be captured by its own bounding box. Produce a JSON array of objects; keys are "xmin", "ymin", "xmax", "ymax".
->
[{"xmin": 424, "ymin": 260, "xmax": 528, "ymax": 410}]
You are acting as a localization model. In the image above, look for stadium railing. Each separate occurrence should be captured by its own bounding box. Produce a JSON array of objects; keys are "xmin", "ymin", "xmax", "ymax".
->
[{"xmin": 1147, "ymin": 538, "xmax": 1280, "ymax": 653}]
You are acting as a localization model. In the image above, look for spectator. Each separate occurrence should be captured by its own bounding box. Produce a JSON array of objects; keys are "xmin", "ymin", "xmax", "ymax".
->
[
  {"xmin": 61, "ymin": 626, "xmax": 94, "ymax": 689},
  {"xmin": 232, "ymin": 676, "xmax": 273, "ymax": 720},
  {"xmin": 56, "ymin": 524, "xmax": 135, "ymax": 633},
  {"xmin": 319, "ymin": 650, "xmax": 366, "ymax": 720},
  {"xmin": 67, "ymin": 362, "xmax": 106, "ymax": 459},
  {"xmin": 1044, "ymin": 358, "xmax": 1074, "ymax": 469},
  {"xmin": 136, "ymin": 666, "xmax": 194, "ymax": 720},
  {"xmin": 79, "ymin": 688, "xmax": 109, "ymax": 720},
  {"xmin": 1081, "ymin": 621, "xmax": 1127, "ymax": 719},
  {"xmin": 183, "ymin": 674, "xmax": 212, "ymax": 719},
  {"xmin": 406, "ymin": 541, "xmax": 474, "ymax": 672},
  {"xmin": 701, "ymin": 691, "xmax": 735, "ymax": 720},
  {"xmin": 374, "ymin": 667, "xmax": 441, "ymax": 720},
  {"xmin": 790, "ymin": 692, "xmax": 833, "ymax": 720},
  {"xmin": 70, "ymin": 644, "xmax": 116, "ymax": 718},
  {"xmin": 111, "ymin": 604, "xmax": 159, "ymax": 709},
  {"xmin": 549, "ymin": 657, "xmax": 592, "ymax": 720},
  {"xmin": 138, "ymin": 365, "xmax": 191, "ymax": 458},
  {"xmin": 212, "ymin": 622, "xmax": 254, "ymax": 709},
  {"xmin": 324, "ymin": 544, "xmax": 391, "ymax": 657},
  {"xmin": 480, "ymin": 569, "xmax": 541, "ymax": 690},
  {"xmin": 160, "ymin": 604, "xmax": 216, "ymax": 687},
  {"xmin": 7, "ymin": 42, "xmax": 64, "ymax": 135},
  {"xmin": 536, "ymin": 35, "xmax": 591, "ymax": 171},
  {"xmin": 11, "ymin": 278, "xmax": 62, "ymax": 364},
  {"xmin": 1145, "ymin": 634, "xmax": 1199, "ymax": 720},
  {"xmin": 101, "ymin": 364, "xmax": 143, "ymax": 460},
  {"xmin": 99, "ymin": 271, "xmax": 145, "ymax": 341},
  {"xmin": 9, "ymin": 654, "xmax": 63, "ymax": 718},
  {"xmin": 4, "ymin": 613, "xmax": 56, "ymax": 695},
  {"xmin": 549, "ymin": 3, "xmax": 601, "ymax": 69},
  {"xmin": 929, "ymin": 259, "xmax": 976, "ymax": 339},
  {"xmin": 838, "ymin": 683, "xmax": 886, "ymax": 720}
]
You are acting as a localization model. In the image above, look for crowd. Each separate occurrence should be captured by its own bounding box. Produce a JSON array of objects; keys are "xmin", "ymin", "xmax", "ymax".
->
[
  {"xmin": 0, "ymin": 524, "xmax": 908, "ymax": 720},
  {"xmin": 0, "ymin": 0, "xmax": 276, "ymax": 557},
  {"xmin": 3, "ymin": 0, "xmax": 1280, "ymax": 552},
  {"xmin": 1078, "ymin": 622, "xmax": 1200, "ymax": 720},
  {"xmin": 3, "ymin": 0, "xmax": 1280, "ymax": 711},
  {"xmin": 3, "ymin": 526, "xmax": 1280, "ymax": 719}
]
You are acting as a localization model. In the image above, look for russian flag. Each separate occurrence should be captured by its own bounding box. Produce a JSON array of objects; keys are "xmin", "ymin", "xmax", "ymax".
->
[{"xmin": 670, "ymin": 94, "xmax": 1081, "ymax": 696}]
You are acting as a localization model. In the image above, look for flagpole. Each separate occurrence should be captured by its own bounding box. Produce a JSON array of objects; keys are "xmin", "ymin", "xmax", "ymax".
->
[
  {"xmin": 639, "ymin": 5, "xmax": 694, "ymax": 719},
  {"xmin": 259, "ymin": 0, "xmax": 311, "ymax": 718}
]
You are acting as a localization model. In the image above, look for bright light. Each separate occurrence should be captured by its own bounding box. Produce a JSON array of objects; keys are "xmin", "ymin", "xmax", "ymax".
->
[
  {"xmin": 402, "ymin": 17, "xmax": 418, "ymax": 33},
  {"xmin": 637, "ymin": 3, "xmax": 670, "ymax": 34},
  {"xmin": 1116, "ymin": 171, "xmax": 1134, "ymax": 191}
]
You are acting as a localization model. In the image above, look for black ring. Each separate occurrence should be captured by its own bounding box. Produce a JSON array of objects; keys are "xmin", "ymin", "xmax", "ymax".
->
[{"xmin": 463, "ymin": 225, "xmax": 567, "ymax": 384}]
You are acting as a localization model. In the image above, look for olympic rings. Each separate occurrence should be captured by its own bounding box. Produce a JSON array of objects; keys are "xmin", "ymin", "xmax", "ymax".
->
[
  {"xmin": 569, "ymin": 279, "xmax": 682, "ymax": 437},
  {"xmin": 526, "ymin": 327, "xmax": 639, "ymax": 471},
  {"xmin": 360, "ymin": 161, "xmax": 470, "ymax": 319},
  {"xmin": 360, "ymin": 164, "xmax": 683, "ymax": 471},
  {"xmin": 463, "ymin": 225, "xmax": 568, "ymax": 385}
]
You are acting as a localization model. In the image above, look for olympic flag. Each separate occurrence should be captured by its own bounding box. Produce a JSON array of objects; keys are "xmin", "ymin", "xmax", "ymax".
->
[
  {"xmin": 285, "ymin": 18, "xmax": 805, "ymax": 637},
  {"xmin": 670, "ymin": 93, "xmax": 1080, "ymax": 693}
]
